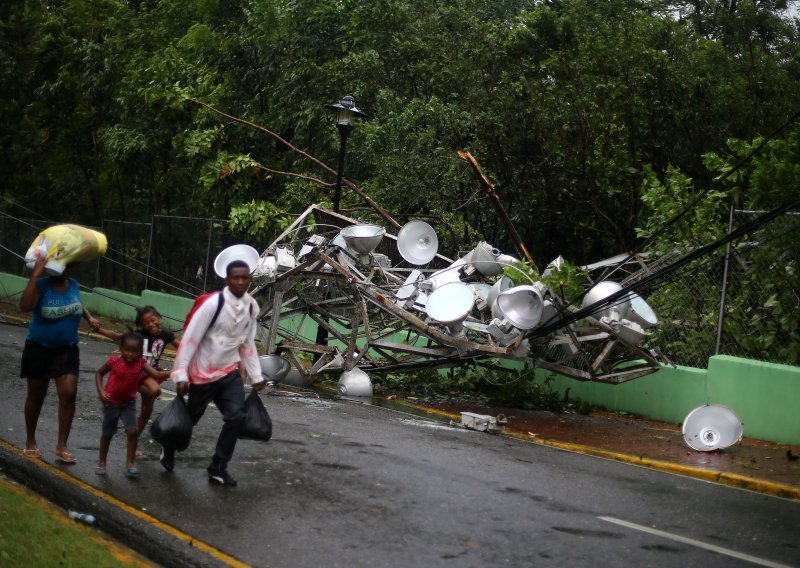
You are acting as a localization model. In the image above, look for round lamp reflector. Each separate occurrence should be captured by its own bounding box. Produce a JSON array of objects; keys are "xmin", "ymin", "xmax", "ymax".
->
[
  {"xmin": 682, "ymin": 404, "xmax": 743, "ymax": 451},
  {"xmin": 341, "ymin": 224, "xmax": 385, "ymax": 254},
  {"xmin": 486, "ymin": 275, "xmax": 514, "ymax": 314},
  {"xmin": 338, "ymin": 368, "xmax": 373, "ymax": 397},
  {"xmin": 397, "ymin": 221, "xmax": 439, "ymax": 265},
  {"xmin": 581, "ymin": 281, "xmax": 630, "ymax": 318},
  {"xmin": 425, "ymin": 282, "xmax": 475, "ymax": 324},
  {"xmin": 214, "ymin": 244, "xmax": 260, "ymax": 278},
  {"xmin": 495, "ymin": 285, "xmax": 544, "ymax": 330},
  {"xmin": 259, "ymin": 354, "xmax": 291, "ymax": 384},
  {"xmin": 627, "ymin": 293, "xmax": 658, "ymax": 328}
]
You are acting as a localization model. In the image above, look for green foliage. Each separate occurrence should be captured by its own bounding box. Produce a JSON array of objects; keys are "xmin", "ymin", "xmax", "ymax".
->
[
  {"xmin": 376, "ymin": 363, "xmax": 575, "ymax": 412},
  {"xmin": 540, "ymin": 259, "xmax": 590, "ymax": 304},
  {"xmin": 228, "ymin": 200, "xmax": 290, "ymax": 243},
  {"xmin": 2, "ymin": 0, "xmax": 799, "ymax": 368}
]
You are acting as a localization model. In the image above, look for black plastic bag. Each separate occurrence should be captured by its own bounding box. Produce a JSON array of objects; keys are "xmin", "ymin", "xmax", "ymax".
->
[
  {"xmin": 150, "ymin": 395, "xmax": 192, "ymax": 451},
  {"xmin": 239, "ymin": 390, "xmax": 272, "ymax": 441}
]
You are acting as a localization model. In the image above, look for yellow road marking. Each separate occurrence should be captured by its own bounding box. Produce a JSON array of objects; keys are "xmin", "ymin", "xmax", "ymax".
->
[{"xmin": 389, "ymin": 399, "xmax": 800, "ymax": 501}]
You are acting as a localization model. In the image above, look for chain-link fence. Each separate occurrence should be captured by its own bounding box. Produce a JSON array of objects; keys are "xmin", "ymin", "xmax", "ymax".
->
[
  {"xmin": 2, "ymin": 201, "xmax": 798, "ymax": 368},
  {"xmin": 636, "ymin": 209, "xmax": 800, "ymax": 368},
  {"xmin": 0, "ymin": 205, "xmax": 232, "ymax": 300}
]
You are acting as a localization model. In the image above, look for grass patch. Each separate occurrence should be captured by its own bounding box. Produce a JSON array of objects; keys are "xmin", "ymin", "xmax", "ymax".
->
[{"xmin": 0, "ymin": 475, "xmax": 152, "ymax": 567}]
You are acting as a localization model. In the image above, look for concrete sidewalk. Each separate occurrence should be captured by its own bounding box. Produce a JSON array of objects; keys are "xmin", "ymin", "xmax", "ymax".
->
[{"xmin": 396, "ymin": 398, "xmax": 800, "ymax": 500}]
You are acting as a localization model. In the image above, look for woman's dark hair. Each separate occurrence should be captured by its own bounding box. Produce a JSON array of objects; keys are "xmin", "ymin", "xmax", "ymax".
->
[
  {"xmin": 134, "ymin": 305, "xmax": 161, "ymax": 329},
  {"xmin": 119, "ymin": 331, "xmax": 144, "ymax": 350}
]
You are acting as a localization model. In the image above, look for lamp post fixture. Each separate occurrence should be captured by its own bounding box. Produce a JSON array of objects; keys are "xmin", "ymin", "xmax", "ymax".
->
[{"xmin": 324, "ymin": 95, "xmax": 367, "ymax": 212}]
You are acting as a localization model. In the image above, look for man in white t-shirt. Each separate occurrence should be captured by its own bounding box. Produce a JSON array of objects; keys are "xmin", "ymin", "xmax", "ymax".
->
[{"xmin": 164, "ymin": 260, "xmax": 265, "ymax": 486}]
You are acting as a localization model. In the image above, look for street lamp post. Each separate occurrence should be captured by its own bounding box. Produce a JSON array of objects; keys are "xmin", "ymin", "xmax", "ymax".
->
[
  {"xmin": 315, "ymin": 95, "xmax": 367, "ymax": 361},
  {"xmin": 324, "ymin": 95, "xmax": 367, "ymax": 212}
]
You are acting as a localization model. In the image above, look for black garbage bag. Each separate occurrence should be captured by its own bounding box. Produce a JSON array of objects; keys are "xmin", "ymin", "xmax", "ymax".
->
[
  {"xmin": 150, "ymin": 395, "xmax": 192, "ymax": 451},
  {"xmin": 239, "ymin": 390, "xmax": 272, "ymax": 441}
]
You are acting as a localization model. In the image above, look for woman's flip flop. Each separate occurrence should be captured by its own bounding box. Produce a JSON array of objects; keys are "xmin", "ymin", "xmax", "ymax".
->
[
  {"xmin": 54, "ymin": 450, "xmax": 77, "ymax": 464},
  {"xmin": 95, "ymin": 465, "xmax": 107, "ymax": 476},
  {"xmin": 23, "ymin": 448, "xmax": 43, "ymax": 459},
  {"xmin": 124, "ymin": 467, "xmax": 140, "ymax": 478}
]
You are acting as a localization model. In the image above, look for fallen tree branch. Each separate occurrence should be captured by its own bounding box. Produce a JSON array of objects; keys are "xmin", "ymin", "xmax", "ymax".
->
[{"xmin": 188, "ymin": 98, "xmax": 400, "ymax": 229}]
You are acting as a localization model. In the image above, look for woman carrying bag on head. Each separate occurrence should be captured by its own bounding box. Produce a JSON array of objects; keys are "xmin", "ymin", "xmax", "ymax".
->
[{"xmin": 19, "ymin": 254, "xmax": 99, "ymax": 463}]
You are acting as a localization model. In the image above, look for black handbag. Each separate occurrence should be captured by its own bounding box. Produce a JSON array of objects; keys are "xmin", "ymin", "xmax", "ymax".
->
[
  {"xmin": 150, "ymin": 395, "xmax": 193, "ymax": 451},
  {"xmin": 239, "ymin": 390, "xmax": 272, "ymax": 441}
]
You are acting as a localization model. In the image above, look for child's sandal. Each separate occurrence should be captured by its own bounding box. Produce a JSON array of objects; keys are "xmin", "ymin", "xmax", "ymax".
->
[
  {"xmin": 123, "ymin": 467, "xmax": 140, "ymax": 477},
  {"xmin": 95, "ymin": 465, "xmax": 107, "ymax": 476}
]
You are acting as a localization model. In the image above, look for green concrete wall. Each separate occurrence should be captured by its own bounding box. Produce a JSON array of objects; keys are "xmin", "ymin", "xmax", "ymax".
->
[
  {"xmin": 534, "ymin": 356, "xmax": 800, "ymax": 444},
  {"xmin": 1, "ymin": 271, "xmax": 798, "ymax": 443}
]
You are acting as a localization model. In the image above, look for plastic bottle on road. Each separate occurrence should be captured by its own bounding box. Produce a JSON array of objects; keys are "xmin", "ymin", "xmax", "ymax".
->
[{"xmin": 68, "ymin": 511, "xmax": 98, "ymax": 526}]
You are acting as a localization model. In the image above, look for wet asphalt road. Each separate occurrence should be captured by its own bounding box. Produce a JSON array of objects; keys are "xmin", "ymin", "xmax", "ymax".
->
[{"xmin": 0, "ymin": 322, "xmax": 798, "ymax": 568}]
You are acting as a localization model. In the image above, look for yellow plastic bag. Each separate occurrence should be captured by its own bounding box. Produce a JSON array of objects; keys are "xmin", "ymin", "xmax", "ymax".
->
[{"xmin": 24, "ymin": 224, "xmax": 107, "ymax": 276}]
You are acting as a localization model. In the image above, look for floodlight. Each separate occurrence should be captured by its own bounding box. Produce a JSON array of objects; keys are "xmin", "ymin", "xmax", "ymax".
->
[
  {"xmin": 460, "ymin": 242, "xmax": 503, "ymax": 277},
  {"xmin": 486, "ymin": 275, "xmax": 514, "ymax": 315},
  {"xmin": 397, "ymin": 221, "xmax": 438, "ymax": 265},
  {"xmin": 425, "ymin": 282, "xmax": 475, "ymax": 324},
  {"xmin": 581, "ymin": 280, "xmax": 631, "ymax": 320},
  {"xmin": 338, "ymin": 367, "xmax": 373, "ymax": 397},
  {"xmin": 627, "ymin": 293, "xmax": 658, "ymax": 329},
  {"xmin": 496, "ymin": 253, "xmax": 519, "ymax": 267},
  {"xmin": 394, "ymin": 269, "xmax": 423, "ymax": 308},
  {"xmin": 682, "ymin": 404, "xmax": 743, "ymax": 451},
  {"xmin": 213, "ymin": 244, "xmax": 260, "ymax": 278},
  {"xmin": 341, "ymin": 224, "xmax": 385, "ymax": 254},
  {"xmin": 493, "ymin": 285, "xmax": 544, "ymax": 330},
  {"xmin": 425, "ymin": 282, "xmax": 475, "ymax": 337},
  {"xmin": 259, "ymin": 354, "xmax": 291, "ymax": 385},
  {"xmin": 252, "ymin": 255, "xmax": 277, "ymax": 285}
]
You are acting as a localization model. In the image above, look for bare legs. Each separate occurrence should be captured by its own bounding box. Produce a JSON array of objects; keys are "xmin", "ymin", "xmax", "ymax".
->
[
  {"xmin": 25, "ymin": 374, "xmax": 78, "ymax": 460},
  {"xmin": 98, "ymin": 429, "xmax": 139, "ymax": 470},
  {"xmin": 24, "ymin": 377, "xmax": 48, "ymax": 452},
  {"xmin": 54, "ymin": 374, "xmax": 78, "ymax": 456},
  {"xmin": 138, "ymin": 377, "xmax": 161, "ymax": 432}
]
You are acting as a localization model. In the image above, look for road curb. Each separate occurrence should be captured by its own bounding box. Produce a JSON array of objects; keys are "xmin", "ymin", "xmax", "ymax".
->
[
  {"xmin": 392, "ymin": 399, "xmax": 800, "ymax": 502},
  {"xmin": 0, "ymin": 440, "xmax": 246, "ymax": 567}
]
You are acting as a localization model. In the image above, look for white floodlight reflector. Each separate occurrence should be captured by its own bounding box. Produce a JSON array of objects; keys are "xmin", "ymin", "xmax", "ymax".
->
[
  {"xmin": 338, "ymin": 367, "xmax": 373, "ymax": 397},
  {"xmin": 259, "ymin": 355, "xmax": 291, "ymax": 384},
  {"xmin": 425, "ymin": 282, "xmax": 475, "ymax": 324},
  {"xmin": 340, "ymin": 224, "xmax": 385, "ymax": 254},
  {"xmin": 486, "ymin": 275, "xmax": 514, "ymax": 314},
  {"xmin": 682, "ymin": 404, "xmax": 743, "ymax": 451},
  {"xmin": 395, "ymin": 269, "xmax": 423, "ymax": 301},
  {"xmin": 214, "ymin": 244, "xmax": 260, "ymax": 278},
  {"xmin": 397, "ymin": 221, "xmax": 438, "ymax": 265},
  {"xmin": 627, "ymin": 293, "xmax": 658, "ymax": 329},
  {"xmin": 581, "ymin": 281, "xmax": 630, "ymax": 319},
  {"xmin": 494, "ymin": 285, "xmax": 544, "ymax": 330}
]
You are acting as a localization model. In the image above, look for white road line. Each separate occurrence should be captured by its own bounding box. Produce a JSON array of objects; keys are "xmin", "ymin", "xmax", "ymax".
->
[{"xmin": 598, "ymin": 516, "xmax": 795, "ymax": 568}]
